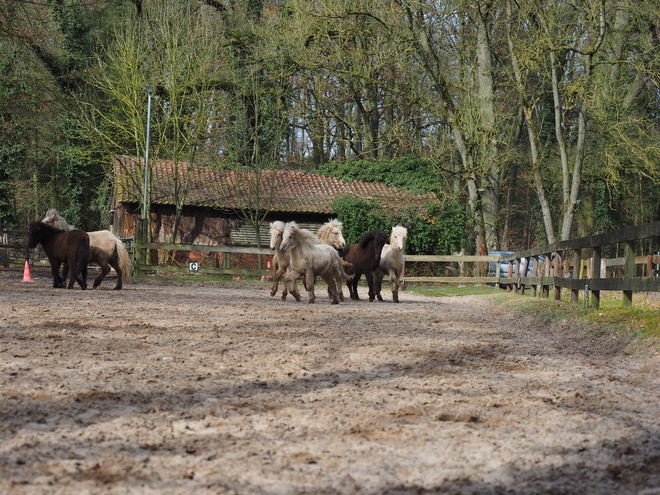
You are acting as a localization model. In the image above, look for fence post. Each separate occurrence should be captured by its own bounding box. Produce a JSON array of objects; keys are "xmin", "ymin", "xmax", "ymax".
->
[
  {"xmin": 571, "ymin": 249, "xmax": 581, "ymax": 303},
  {"xmin": 136, "ymin": 218, "xmax": 149, "ymax": 277},
  {"xmin": 554, "ymin": 252, "xmax": 563, "ymax": 300},
  {"xmin": 518, "ymin": 257, "xmax": 529, "ymax": 295},
  {"xmin": 591, "ymin": 246, "xmax": 601, "ymax": 309},
  {"xmin": 623, "ymin": 241, "xmax": 635, "ymax": 307},
  {"xmin": 542, "ymin": 253, "xmax": 551, "ymax": 298},
  {"xmin": 531, "ymin": 256, "xmax": 539, "ymax": 297}
]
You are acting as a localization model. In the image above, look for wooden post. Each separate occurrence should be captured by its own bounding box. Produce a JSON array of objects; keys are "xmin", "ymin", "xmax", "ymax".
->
[
  {"xmin": 531, "ymin": 255, "xmax": 539, "ymax": 297},
  {"xmin": 572, "ymin": 249, "xmax": 581, "ymax": 303},
  {"xmin": 542, "ymin": 253, "xmax": 551, "ymax": 298},
  {"xmin": 646, "ymin": 255, "xmax": 653, "ymax": 277},
  {"xmin": 519, "ymin": 257, "xmax": 530, "ymax": 296},
  {"xmin": 591, "ymin": 246, "xmax": 601, "ymax": 309},
  {"xmin": 136, "ymin": 218, "xmax": 149, "ymax": 277},
  {"xmin": 623, "ymin": 241, "xmax": 635, "ymax": 307},
  {"xmin": 554, "ymin": 252, "xmax": 563, "ymax": 301}
]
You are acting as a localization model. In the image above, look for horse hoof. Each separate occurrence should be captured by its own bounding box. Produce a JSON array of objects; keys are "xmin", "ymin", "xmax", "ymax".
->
[{"xmin": 377, "ymin": 295, "xmax": 383, "ymax": 302}]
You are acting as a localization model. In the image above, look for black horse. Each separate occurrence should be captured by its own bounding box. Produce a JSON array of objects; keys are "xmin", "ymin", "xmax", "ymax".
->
[
  {"xmin": 26, "ymin": 221, "xmax": 90, "ymax": 290},
  {"xmin": 341, "ymin": 229, "xmax": 389, "ymax": 301}
]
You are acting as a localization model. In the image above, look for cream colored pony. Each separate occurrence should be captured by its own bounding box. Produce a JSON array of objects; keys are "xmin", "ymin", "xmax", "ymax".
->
[
  {"xmin": 269, "ymin": 221, "xmax": 293, "ymax": 300},
  {"xmin": 42, "ymin": 209, "xmax": 132, "ymax": 290},
  {"xmin": 316, "ymin": 218, "xmax": 346, "ymax": 252},
  {"xmin": 279, "ymin": 221, "xmax": 347, "ymax": 304},
  {"xmin": 375, "ymin": 225, "xmax": 407, "ymax": 303}
]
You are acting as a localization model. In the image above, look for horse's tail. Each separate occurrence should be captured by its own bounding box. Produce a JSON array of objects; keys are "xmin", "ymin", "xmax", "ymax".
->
[
  {"xmin": 340, "ymin": 258, "xmax": 355, "ymax": 280},
  {"xmin": 115, "ymin": 238, "xmax": 132, "ymax": 281},
  {"xmin": 77, "ymin": 235, "xmax": 90, "ymax": 272}
]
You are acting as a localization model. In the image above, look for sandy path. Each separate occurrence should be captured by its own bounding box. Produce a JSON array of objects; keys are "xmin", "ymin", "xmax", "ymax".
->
[{"xmin": 1, "ymin": 271, "xmax": 659, "ymax": 494}]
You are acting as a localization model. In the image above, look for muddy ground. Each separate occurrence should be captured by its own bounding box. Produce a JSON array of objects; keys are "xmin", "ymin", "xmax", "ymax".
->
[{"xmin": 1, "ymin": 267, "xmax": 660, "ymax": 495}]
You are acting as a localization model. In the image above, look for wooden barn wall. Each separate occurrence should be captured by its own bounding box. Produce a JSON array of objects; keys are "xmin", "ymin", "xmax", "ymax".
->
[{"xmin": 110, "ymin": 202, "xmax": 328, "ymax": 247}]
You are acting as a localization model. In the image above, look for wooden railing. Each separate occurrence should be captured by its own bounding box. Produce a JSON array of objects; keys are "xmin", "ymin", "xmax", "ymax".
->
[{"xmin": 484, "ymin": 222, "xmax": 660, "ymax": 308}]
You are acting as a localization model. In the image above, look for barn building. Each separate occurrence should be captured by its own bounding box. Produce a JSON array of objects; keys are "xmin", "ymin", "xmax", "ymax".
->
[{"xmin": 109, "ymin": 155, "xmax": 436, "ymax": 268}]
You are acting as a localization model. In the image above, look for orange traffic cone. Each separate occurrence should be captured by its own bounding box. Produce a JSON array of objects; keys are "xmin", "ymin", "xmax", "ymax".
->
[
  {"xmin": 265, "ymin": 261, "xmax": 273, "ymax": 282},
  {"xmin": 22, "ymin": 260, "xmax": 33, "ymax": 283}
]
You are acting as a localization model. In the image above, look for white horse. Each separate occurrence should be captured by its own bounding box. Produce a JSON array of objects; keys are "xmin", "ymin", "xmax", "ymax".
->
[
  {"xmin": 375, "ymin": 225, "xmax": 407, "ymax": 303},
  {"xmin": 279, "ymin": 221, "xmax": 347, "ymax": 304},
  {"xmin": 42, "ymin": 209, "xmax": 132, "ymax": 290}
]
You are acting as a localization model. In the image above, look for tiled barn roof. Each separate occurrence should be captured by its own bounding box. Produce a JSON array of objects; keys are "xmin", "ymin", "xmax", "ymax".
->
[{"xmin": 114, "ymin": 156, "xmax": 437, "ymax": 215}]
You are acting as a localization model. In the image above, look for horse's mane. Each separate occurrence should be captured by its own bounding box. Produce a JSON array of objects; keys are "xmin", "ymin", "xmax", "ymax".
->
[
  {"xmin": 317, "ymin": 218, "xmax": 342, "ymax": 239},
  {"xmin": 270, "ymin": 220, "xmax": 286, "ymax": 232},
  {"xmin": 29, "ymin": 221, "xmax": 62, "ymax": 235},
  {"xmin": 44, "ymin": 209, "xmax": 76, "ymax": 231},
  {"xmin": 358, "ymin": 229, "xmax": 388, "ymax": 248},
  {"xmin": 285, "ymin": 221, "xmax": 321, "ymax": 247},
  {"xmin": 390, "ymin": 225, "xmax": 408, "ymax": 244}
]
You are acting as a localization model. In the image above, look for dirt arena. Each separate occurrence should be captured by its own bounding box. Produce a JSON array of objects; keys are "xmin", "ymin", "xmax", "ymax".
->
[{"xmin": 1, "ymin": 267, "xmax": 659, "ymax": 494}]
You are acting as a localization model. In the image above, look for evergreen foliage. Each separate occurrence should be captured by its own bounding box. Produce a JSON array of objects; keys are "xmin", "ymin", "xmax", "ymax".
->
[
  {"xmin": 316, "ymin": 157, "xmax": 443, "ymax": 196},
  {"xmin": 330, "ymin": 195, "xmax": 469, "ymax": 256}
]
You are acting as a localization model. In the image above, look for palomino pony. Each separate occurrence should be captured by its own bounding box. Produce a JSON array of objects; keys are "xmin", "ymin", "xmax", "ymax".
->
[
  {"xmin": 42, "ymin": 209, "xmax": 132, "ymax": 290},
  {"xmin": 374, "ymin": 225, "xmax": 408, "ymax": 303},
  {"xmin": 26, "ymin": 221, "xmax": 89, "ymax": 290},
  {"xmin": 278, "ymin": 221, "xmax": 347, "ymax": 304},
  {"xmin": 341, "ymin": 229, "xmax": 389, "ymax": 301}
]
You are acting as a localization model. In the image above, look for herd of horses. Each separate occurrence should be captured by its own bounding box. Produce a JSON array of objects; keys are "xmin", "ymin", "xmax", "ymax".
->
[
  {"xmin": 269, "ymin": 219, "xmax": 408, "ymax": 304},
  {"xmin": 25, "ymin": 210, "xmax": 407, "ymax": 303},
  {"xmin": 26, "ymin": 210, "xmax": 132, "ymax": 290}
]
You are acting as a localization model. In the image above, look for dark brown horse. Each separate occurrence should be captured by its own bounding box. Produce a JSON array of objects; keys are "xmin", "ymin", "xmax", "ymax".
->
[
  {"xmin": 341, "ymin": 229, "xmax": 388, "ymax": 302},
  {"xmin": 26, "ymin": 221, "xmax": 90, "ymax": 290}
]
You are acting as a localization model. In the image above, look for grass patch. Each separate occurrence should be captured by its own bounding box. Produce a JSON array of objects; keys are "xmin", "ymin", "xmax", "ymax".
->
[
  {"xmin": 407, "ymin": 283, "xmax": 502, "ymax": 297},
  {"xmin": 408, "ymin": 283, "xmax": 660, "ymax": 346}
]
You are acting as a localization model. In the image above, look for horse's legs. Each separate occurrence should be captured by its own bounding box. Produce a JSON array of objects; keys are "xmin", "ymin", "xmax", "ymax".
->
[
  {"xmin": 322, "ymin": 274, "xmax": 340, "ymax": 304},
  {"xmin": 78, "ymin": 260, "xmax": 88, "ymax": 290},
  {"xmin": 66, "ymin": 255, "xmax": 77, "ymax": 289},
  {"xmin": 270, "ymin": 261, "xmax": 281, "ymax": 296},
  {"xmin": 271, "ymin": 267, "xmax": 286, "ymax": 298},
  {"xmin": 366, "ymin": 271, "xmax": 377, "ymax": 302},
  {"xmin": 53, "ymin": 261, "xmax": 64, "ymax": 288},
  {"xmin": 285, "ymin": 274, "xmax": 301, "ymax": 302},
  {"xmin": 109, "ymin": 258, "xmax": 123, "ymax": 290},
  {"xmin": 374, "ymin": 270, "xmax": 384, "ymax": 302},
  {"xmin": 391, "ymin": 272, "xmax": 400, "ymax": 303},
  {"xmin": 348, "ymin": 273, "xmax": 361, "ymax": 300},
  {"xmin": 335, "ymin": 275, "xmax": 345, "ymax": 302},
  {"xmin": 93, "ymin": 261, "xmax": 111, "ymax": 289},
  {"xmin": 305, "ymin": 272, "xmax": 316, "ymax": 304}
]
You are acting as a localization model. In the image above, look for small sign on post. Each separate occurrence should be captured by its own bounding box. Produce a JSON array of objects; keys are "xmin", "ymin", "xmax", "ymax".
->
[{"xmin": 189, "ymin": 262, "xmax": 199, "ymax": 272}]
